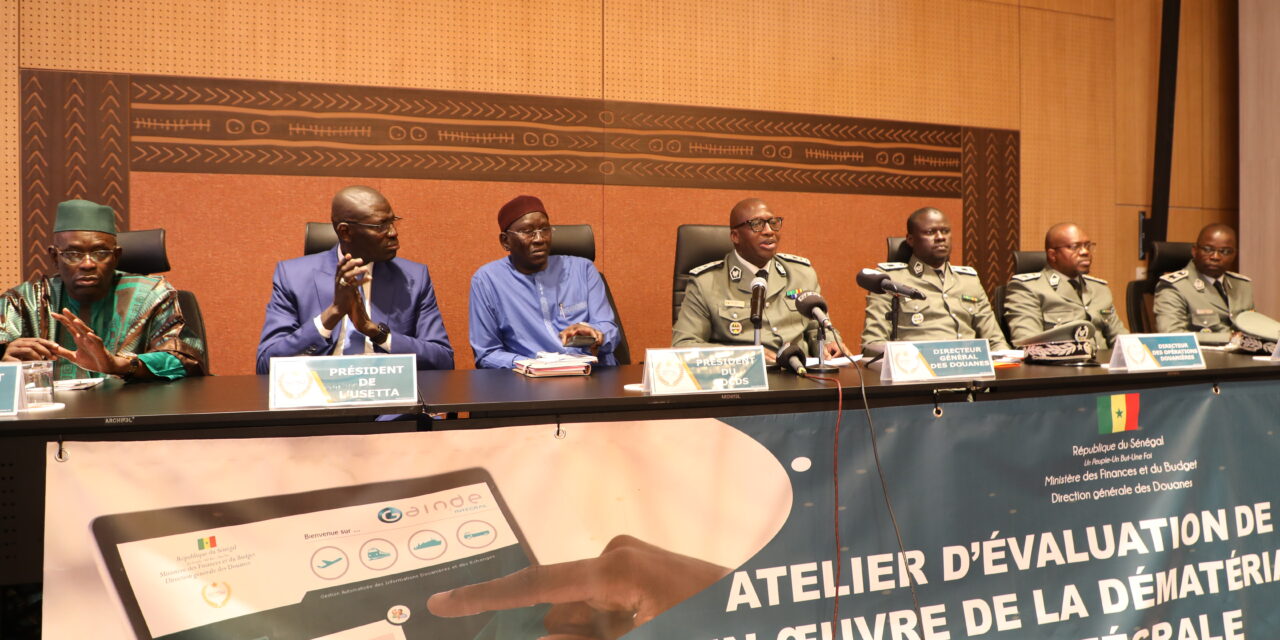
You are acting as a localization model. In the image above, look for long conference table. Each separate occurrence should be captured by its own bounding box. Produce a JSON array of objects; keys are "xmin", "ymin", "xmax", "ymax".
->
[{"xmin": 4, "ymin": 351, "xmax": 1280, "ymax": 587}]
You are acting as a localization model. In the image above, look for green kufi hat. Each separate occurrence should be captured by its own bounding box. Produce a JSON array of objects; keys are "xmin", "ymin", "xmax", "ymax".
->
[{"xmin": 53, "ymin": 199, "xmax": 117, "ymax": 235}]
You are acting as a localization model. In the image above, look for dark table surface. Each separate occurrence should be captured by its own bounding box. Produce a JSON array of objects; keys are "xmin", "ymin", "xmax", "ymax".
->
[
  {"xmin": 0, "ymin": 374, "xmax": 422, "ymax": 438},
  {"xmin": 418, "ymin": 349, "xmax": 1280, "ymax": 426},
  {"xmin": 3, "ymin": 350, "xmax": 1278, "ymax": 437}
]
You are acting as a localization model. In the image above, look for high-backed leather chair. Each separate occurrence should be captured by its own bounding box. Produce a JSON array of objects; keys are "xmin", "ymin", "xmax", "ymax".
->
[
  {"xmin": 1127, "ymin": 241, "xmax": 1193, "ymax": 333},
  {"xmin": 672, "ymin": 225, "xmax": 733, "ymax": 324},
  {"xmin": 885, "ymin": 237, "xmax": 912, "ymax": 263},
  {"xmin": 304, "ymin": 222, "xmax": 339, "ymax": 256},
  {"xmin": 548, "ymin": 224, "xmax": 630, "ymax": 365},
  {"xmin": 992, "ymin": 251, "xmax": 1049, "ymax": 343},
  {"xmin": 116, "ymin": 229, "xmax": 210, "ymax": 371}
]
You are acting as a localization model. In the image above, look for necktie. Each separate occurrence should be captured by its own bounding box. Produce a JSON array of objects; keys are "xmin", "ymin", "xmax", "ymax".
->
[
  {"xmin": 1072, "ymin": 278, "xmax": 1086, "ymax": 302},
  {"xmin": 1213, "ymin": 279, "xmax": 1228, "ymax": 304}
]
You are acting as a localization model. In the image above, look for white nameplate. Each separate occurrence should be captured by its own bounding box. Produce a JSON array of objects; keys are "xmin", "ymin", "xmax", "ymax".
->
[
  {"xmin": 642, "ymin": 346, "xmax": 768, "ymax": 395},
  {"xmin": 268, "ymin": 354, "xmax": 418, "ymax": 409},
  {"xmin": 1108, "ymin": 333, "xmax": 1205, "ymax": 371},
  {"xmin": 880, "ymin": 339, "xmax": 995, "ymax": 383}
]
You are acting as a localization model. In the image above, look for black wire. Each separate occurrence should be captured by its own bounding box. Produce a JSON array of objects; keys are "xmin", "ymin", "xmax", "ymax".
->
[{"xmin": 841, "ymin": 342, "xmax": 925, "ymax": 624}]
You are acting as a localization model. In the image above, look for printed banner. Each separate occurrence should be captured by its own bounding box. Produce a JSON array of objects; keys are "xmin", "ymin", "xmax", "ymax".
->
[{"xmin": 45, "ymin": 380, "xmax": 1280, "ymax": 639}]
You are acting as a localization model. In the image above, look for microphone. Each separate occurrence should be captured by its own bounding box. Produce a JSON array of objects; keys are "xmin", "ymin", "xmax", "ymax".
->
[
  {"xmin": 776, "ymin": 341, "xmax": 807, "ymax": 375},
  {"xmin": 794, "ymin": 290, "xmax": 834, "ymax": 331},
  {"xmin": 749, "ymin": 270, "xmax": 768, "ymax": 323},
  {"xmin": 857, "ymin": 269, "xmax": 926, "ymax": 300}
]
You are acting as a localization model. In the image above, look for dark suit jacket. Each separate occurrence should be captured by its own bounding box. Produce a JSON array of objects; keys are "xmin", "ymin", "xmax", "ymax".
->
[{"xmin": 256, "ymin": 248, "xmax": 454, "ymax": 373}]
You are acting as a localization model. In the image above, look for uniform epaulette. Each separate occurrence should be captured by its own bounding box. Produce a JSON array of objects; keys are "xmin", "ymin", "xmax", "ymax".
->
[
  {"xmin": 1083, "ymin": 274, "xmax": 1108, "ymax": 285},
  {"xmin": 877, "ymin": 262, "xmax": 907, "ymax": 271},
  {"xmin": 776, "ymin": 253, "xmax": 811, "ymax": 266},
  {"xmin": 688, "ymin": 260, "xmax": 724, "ymax": 276},
  {"xmin": 952, "ymin": 265, "xmax": 978, "ymax": 276},
  {"xmin": 1011, "ymin": 272, "xmax": 1041, "ymax": 282},
  {"xmin": 1226, "ymin": 271, "xmax": 1252, "ymax": 282},
  {"xmin": 1160, "ymin": 269, "xmax": 1188, "ymax": 283}
]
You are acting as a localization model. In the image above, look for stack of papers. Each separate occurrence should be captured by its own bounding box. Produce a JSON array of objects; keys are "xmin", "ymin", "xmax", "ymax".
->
[{"xmin": 513, "ymin": 352, "xmax": 597, "ymax": 378}]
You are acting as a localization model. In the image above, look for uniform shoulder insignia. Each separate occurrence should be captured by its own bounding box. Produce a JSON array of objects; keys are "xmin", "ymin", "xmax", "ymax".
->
[
  {"xmin": 1083, "ymin": 274, "xmax": 1108, "ymax": 285},
  {"xmin": 951, "ymin": 265, "xmax": 978, "ymax": 276},
  {"xmin": 1011, "ymin": 272, "xmax": 1041, "ymax": 282},
  {"xmin": 1160, "ymin": 269, "xmax": 1188, "ymax": 283},
  {"xmin": 1226, "ymin": 271, "xmax": 1252, "ymax": 282},
  {"xmin": 688, "ymin": 260, "xmax": 724, "ymax": 276},
  {"xmin": 876, "ymin": 262, "xmax": 907, "ymax": 271},
  {"xmin": 776, "ymin": 253, "xmax": 811, "ymax": 266}
]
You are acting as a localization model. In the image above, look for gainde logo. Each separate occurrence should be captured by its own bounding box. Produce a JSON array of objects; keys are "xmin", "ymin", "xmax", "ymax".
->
[{"xmin": 377, "ymin": 507, "xmax": 403, "ymax": 523}]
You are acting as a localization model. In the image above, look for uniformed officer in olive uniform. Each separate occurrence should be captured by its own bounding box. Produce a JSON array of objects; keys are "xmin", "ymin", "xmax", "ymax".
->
[
  {"xmin": 1004, "ymin": 222, "xmax": 1127, "ymax": 349},
  {"xmin": 672, "ymin": 198, "xmax": 843, "ymax": 362},
  {"xmin": 860, "ymin": 207, "xmax": 1010, "ymax": 354},
  {"xmin": 1154, "ymin": 223, "xmax": 1260, "ymax": 345}
]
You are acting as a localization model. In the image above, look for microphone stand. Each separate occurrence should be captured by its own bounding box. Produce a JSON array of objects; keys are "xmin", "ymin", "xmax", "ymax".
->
[
  {"xmin": 810, "ymin": 325, "xmax": 838, "ymax": 373},
  {"xmin": 865, "ymin": 296, "xmax": 902, "ymax": 367}
]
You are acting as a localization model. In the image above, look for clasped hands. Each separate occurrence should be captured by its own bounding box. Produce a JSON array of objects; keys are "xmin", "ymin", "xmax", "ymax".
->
[
  {"xmin": 2, "ymin": 310, "xmax": 136, "ymax": 376},
  {"xmin": 320, "ymin": 253, "xmax": 381, "ymax": 338}
]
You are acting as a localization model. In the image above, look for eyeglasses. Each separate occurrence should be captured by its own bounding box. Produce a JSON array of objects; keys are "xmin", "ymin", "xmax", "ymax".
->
[
  {"xmin": 53, "ymin": 249, "xmax": 115, "ymax": 265},
  {"xmin": 1195, "ymin": 245, "xmax": 1235, "ymax": 257},
  {"xmin": 506, "ymin": 227, "xmax": 552, "ymax": 240},
  {"xmin": 732, "ymin": 217, "xmax": 784, "ymax": 233},
  {"xmin": 1052, "ymin": 241, "xmax": 1096, "ymax": 253},
  {"xmin": 344, "ymin": 216, "xmax": 402, "ymax": 234}
]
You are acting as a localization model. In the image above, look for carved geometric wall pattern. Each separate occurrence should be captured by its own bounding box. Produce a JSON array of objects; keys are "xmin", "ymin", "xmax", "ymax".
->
[
  {"xmin": 21, "ymin": 70, "xmax": 130, "ymax": 279},
  {"xmin": 21, "ymin": 70, "xmax": 1018, "ymax": 285}
]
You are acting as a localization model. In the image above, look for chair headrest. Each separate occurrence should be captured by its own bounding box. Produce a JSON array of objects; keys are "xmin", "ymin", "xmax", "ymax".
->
[
  {"xmin": 1150, "ymin": 241, "xmax": 1193, "ymax": 278},
  {"xmin": 1013, "ymin": 250, "xmax": 1047, "ymax": 274},
  {"xmin": 886, "ymin": 237, "xmax": 913, "ymax": 263},
  {"xmin": 304, "ymin": 222, "xmax": 340, "ymax": 256},
  {"xmin": 675, "ymin": 225, "xmax": 732, "ymax": 275},
  {"xmin": 550, "ymin": 225, "xmax": 595, "ymax": 261},
  {"xmin": 116, "ymin": 229, "xmax": 170, "ymax": 275}
]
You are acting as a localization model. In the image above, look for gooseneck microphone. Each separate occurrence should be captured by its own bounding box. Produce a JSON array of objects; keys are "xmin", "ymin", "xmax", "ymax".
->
[
  {"xmin": 857, "ymin": 269, "xmax": 926, "ymax": 300},
  {"xmin": 794, "ymin": 290, "xmax": 834, "ymax": 330},
  {"xmin": 776, "ymin": 341, "xmax": 807, "ymax": 375},
  {"xmin": 749, "ymin": 269, "xmax": 769, "ymax": 324}
]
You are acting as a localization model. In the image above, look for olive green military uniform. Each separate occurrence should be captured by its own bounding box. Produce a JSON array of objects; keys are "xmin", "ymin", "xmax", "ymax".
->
[
  {"xmin": 1004, "ymin": 266, "xmax": 1127, "ymax": 349},
  {"xmin": 860, "ymin": 255, "xmax": 1010, "ymax": 352},
  {"xmin": 1153, "ymin": 261, "xmax": 1254, "ymax": 345},
  {"xmin": 672, "ymin": 252, "xmax": 830, "ymax": 355}
]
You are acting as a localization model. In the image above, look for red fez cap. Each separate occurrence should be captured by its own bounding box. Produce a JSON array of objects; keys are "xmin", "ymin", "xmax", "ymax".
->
[{"xmin": 498, "ymin": 195, "xmax": 546, "ymax": 231}]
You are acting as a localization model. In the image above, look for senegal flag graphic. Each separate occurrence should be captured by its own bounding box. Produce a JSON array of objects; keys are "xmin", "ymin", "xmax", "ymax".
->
[
  {"xmin": 1097, "ymin": 393, "xmax": 1140, "ymax": 434},
  {"xmin": 197, "ymin": 536, "xmax": 217, "ymax": 550}
]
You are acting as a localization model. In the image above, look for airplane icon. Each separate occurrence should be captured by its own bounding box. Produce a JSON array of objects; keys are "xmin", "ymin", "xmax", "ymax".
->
[{"xmin": 316, "ymin": 558, "xmax": 344, "ymax": 569}]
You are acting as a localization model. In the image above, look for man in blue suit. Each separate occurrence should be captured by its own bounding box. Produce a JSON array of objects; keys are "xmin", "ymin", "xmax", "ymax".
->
[{"xmin": 256, "ymin": 186, "xmax": 454, "ymax": 373}]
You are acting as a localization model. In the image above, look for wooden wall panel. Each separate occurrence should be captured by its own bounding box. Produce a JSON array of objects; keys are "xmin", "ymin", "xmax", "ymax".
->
[
  {"xmin": 1201, "ymin": 0, "xmax": 1239, "ymax": 210},
  {"xmin": 604, "ymin": 0, "xmax": 1019, "ymax": 130},
  {"xmin": 1019, "ymin": 8, "xmax": 1117, "ymax": 278},
  {"xmin": 958, "ymin": 1, "xmax": 1021, "ymax": 129},
  {"xmin": 1239, "ymin": 1, "xmax": 1280, "ymax": 316},
  {"xmin": 1, "ymin": 1, "xmax": 17, "ymax": 286},
  {"xmin": 1171, "ymin": 0, "xmax": 1205, "ymax": 209},
  {"xmin": 1114, "ymin": 0, "xmax": 1159, "ymax": 206},
  {"xmin": 1021, "ymin": 0, "xmax": 1114, "ymax": 19},
  {"xmin": 19, "ymin": 0, "xmax": 604, "ymax": 98}
]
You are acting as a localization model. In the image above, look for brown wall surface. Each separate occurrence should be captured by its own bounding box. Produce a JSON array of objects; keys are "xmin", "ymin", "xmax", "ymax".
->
[{"xmin": 3, "ymin": 0, "xmax": 1240, "ymax": 374}]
